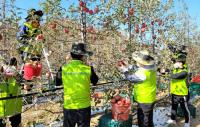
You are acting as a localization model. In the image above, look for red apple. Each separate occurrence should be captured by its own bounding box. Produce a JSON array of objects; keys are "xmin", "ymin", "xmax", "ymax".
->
[
  {"xmin": 135, "ymin": 25, "xmax": 139, "ymax": 33},
  {"xmin": 79, "ymin": 1, "xmax": 85, "ymax": 7},
  {"xmin": 94, "ymin": 6, "xmax": 99, "ymax": 14},
  {"xmin": 64, "ymin": 28, "xmax": 69, "ymax": 33},
  {"xmin": 117, "ymin": 100, "xmax": 121, "ymax": 104},
  {"xmin": 135, "ymin": 28, "xmax": 139, "ymax": 33},
  {"xmin": 117, "ymin": 60, "xmax": 126, "ymax": 67},
  {"xmin": 141, "ymin": 27, "xmax": 145, "ymax": 33},
  {"xmin": 89, "ymin": 10, "xmax": 94, "ymax": 15},
  {"xmin": 128, "ymin": 8, "xmax": 134, "ymax": 16},
  {"xmin": 117, "ymin": 101, "xmax": 123, "ymax": 106},
  {"xmin": 118, "ymin": 62, "xmax": 122, "ymax": 66},
  {"xmin": 49, "ymin": 23, "xmax": 56, "ymax": 29},
  {"xmin": 83, "ymin": 7, "xmax": 89, "ymax": 12},
  {"xmin": 120, "ymin": 98, "xmax": 126, "ymax": 104},
  {"xmin": 117, "ymin": 61, "xmax": 123, "ymax": 66},
  {"xmin": 36, "ymin": 34, "xmax": 44, "ymax": 41},
  {"xmin": 87, "ymin": 26, "xmax": 93, "ymax": 33},
  {"xmin": 142, "ymin": 23, "xmax": 146, "ymax": 28}
]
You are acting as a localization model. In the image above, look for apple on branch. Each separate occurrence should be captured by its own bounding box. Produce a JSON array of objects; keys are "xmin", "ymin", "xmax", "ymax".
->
[
  {"xmin": 49, "ymin": 23, "xmax": 57, "ymax": 29},
  {"xmin": 64, "ymin": 28, "xmax": 69, "ymax": 34},
  {"xmin": 128, "ymin": 8, "xmax": 134, "ymax": 16},
  {"xmin": 79, "ymin": 1, "xmax": 85, "ymax": 7},
  {"xmin": 94, "ymin": 6, "xmax": 99, "ymax": 14},
  {"xmin": 89, "ymin": 10, "xmax": 94, "ymax": 15},
  {"xmin": 36, "ymin": 34, "xmax": 44, "ymax": 41}
]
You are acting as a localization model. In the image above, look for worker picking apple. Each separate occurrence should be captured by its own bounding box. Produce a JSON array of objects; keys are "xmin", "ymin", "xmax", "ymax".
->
[
  {"xmin": 16, "ymin": 9, "xmax": 44, "ymax": 90},
  {"xmin": 167, "ymin": 53, "xmax": 190, "ymax": 127},
  {"xmin": 117, "ymin": 50, "xmax": 156, "ymax": 127}
]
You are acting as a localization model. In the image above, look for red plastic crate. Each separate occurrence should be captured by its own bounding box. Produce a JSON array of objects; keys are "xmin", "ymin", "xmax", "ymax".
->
[
  {"xmin": 111, "ymin": 102, "xmax": 131, "ymax": 121},
  {"xmin": 34, "ymin": 63, "xmax": 42, "ymax": 77},
  {"xmin": 23, "ymin": 64, "xmax": 35, "ymax": 80},
  {"xmin": 191, "ymin": 75, "xmax": 200, "ymax": 83}
]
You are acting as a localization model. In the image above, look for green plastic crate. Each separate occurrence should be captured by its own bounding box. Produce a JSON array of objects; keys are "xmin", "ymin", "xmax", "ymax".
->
[
  {"xmin": 177, "ymin": 104, "xmax": 196, "ymax": 118},
  {"xmin": 98, "ymin": 112, "xmax": 132, "ymax": 127},
  {"xmin": 190, "ymin": 82, "xmax": 200, "ymax": 90},
  {"xmin": 189, "ymin": 82, "xmax": 200, "ymax": 98},
  {"xmin": 190, "ymin": 91, "xmax": 200, "ymax": 98}
]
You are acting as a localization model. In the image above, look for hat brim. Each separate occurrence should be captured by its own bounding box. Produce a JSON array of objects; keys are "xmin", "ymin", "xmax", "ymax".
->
[
  {"xmin": 84, "ymin": 51, "xmax": 93, "ymax": 56},
  {"xmin": 132, "ymin": 53, "xmax": 155, "ymax": 66},
  {"xmin": 176, "ymin": 59, "xmax": 186, "ymax": 63},
  {"xmin": 71, "ymin": 51, "xmax": 93, "ymax": 56}
]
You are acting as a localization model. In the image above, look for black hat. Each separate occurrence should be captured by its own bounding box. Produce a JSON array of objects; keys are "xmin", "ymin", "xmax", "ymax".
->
[
  {"xmin": 25, "ymin": 9, "xmax": 43, "ymax": 21},
  {"xmin": 176, "ymin": 53, "xmax": 186, "ymax": 62},
  {"xmin": 70, "ymin": 42, "xmax": 93, "ymax": 56}
]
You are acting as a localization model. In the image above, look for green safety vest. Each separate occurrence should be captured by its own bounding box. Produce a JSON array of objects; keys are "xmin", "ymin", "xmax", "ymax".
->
[
  {"xmin": 62, "ymin": 60, "xmax": 91, "ymax": 109},
  {"xmin": 20, "ymin": 22, "xmax": 42, "ymax": 55},
  {"xmin": 0, "ymin": 78, "xmax": 22, "ymax": 118},
  {"xmin": 170, "ymin": 67, "xmax": 188, "ymax": 95},
  {"xmin": 24, "ymin": 22, "xmax": 40, "ymax": 37},
  {"xmin": 133, "ymin": 69, "xmax": 156, "ymax": 103}
]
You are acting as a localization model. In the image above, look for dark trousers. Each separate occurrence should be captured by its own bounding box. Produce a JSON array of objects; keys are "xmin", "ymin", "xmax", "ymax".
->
[
  {"xmin": 0, "ymin": 114, "xmax": 21, "ymax": 127},
  {"xmin": 137, "ymin": 103, "xmax": 155, "ymax": 127},
  {"xmin": 19, "ymin": 51, "xmax": 29, "ymax": 63},
  {"xmin": 171, "ymin": 94, "xmax": 190, "ymax": 123},
  {"xmin": 63, "ymin": 107, "xmax": 91, "ymax": 127}
]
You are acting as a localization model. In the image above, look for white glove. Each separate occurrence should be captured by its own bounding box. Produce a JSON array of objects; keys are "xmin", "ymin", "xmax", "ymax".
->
[
  {"xmin": 118, "ymin": 66, "xmax": 129, "ymax": 72},
  {"xmin": 173, "ymin": 63, "xmax": 180, "ymax": 68},
  {"xmin": 160, "ymin": 68, "xmax": 166, "ymax": 73}
]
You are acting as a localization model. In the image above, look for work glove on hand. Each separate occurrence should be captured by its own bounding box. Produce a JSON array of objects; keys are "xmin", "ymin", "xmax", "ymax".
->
[
  {"xmin": 173, "ymin": 63, "xmax": 180, "ymax": 69},
  {"xmin": 173, "ymin": 62, "xmax": 183, "ymax": 69},
  {"xmin": 116, "ymin": 60, "xmax": 129, "ymax": 72}
]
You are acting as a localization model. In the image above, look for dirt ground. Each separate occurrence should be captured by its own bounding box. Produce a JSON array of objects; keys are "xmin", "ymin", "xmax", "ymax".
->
[
  {"xmin": 18, "ymin": 99, "xmax": 199, "ymax": 127},
  {"xmin": 4, "ymin": 93, "xmax": 200, "ymax": 127}
]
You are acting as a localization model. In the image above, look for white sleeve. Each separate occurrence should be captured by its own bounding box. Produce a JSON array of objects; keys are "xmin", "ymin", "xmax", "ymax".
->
[{"xmin": 124, "ymin": 70, "xmax": 146, "ymax": 83}]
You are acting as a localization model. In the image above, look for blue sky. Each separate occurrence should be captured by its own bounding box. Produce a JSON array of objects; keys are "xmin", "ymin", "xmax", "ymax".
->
[
  {"xmin": 174, "ymin": 0, "xmax": 200, "ymax": 24},
  {"xmin": 14, "ymin": 0, "xmax": 200, "ymax": 27}
]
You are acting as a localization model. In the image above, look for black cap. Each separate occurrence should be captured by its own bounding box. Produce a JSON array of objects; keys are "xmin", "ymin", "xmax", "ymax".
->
[
  {"xmin": 25, "ymin": 9, "xmax": 43, "ymax": 21},
  {"xmin": 70, "ymin": 42, "xmax": 93, "ymax": 56}
]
